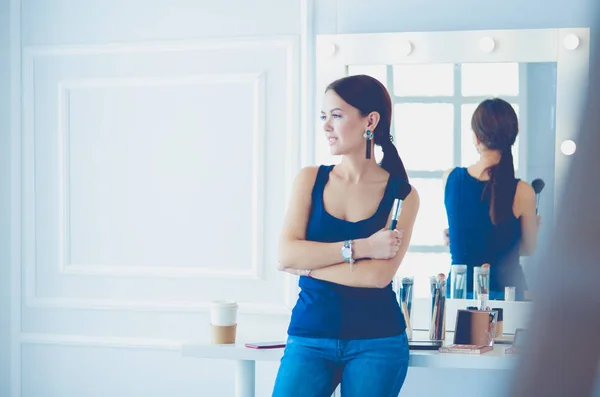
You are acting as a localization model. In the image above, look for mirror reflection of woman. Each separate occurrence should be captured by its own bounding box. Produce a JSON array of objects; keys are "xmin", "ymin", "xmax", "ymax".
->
[
  {"xmin": 444, "ymin": 98, "xmax": 540, "ymax": 301},
  {"xmin": 273, "ymin": 75, "xmax": 419, "ymax": 397}
]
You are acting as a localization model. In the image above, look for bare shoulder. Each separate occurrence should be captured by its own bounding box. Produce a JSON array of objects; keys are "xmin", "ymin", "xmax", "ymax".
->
[
  {"xmin": 295, "ymin": 166, "xmax": 319, "ymax": 184},
  {"xmin": 514, "ymin": 180, "xmax": 536, "ymax": 217},
  {"xmin": 291, "ymin": 166, "xmax": 320, "ymax": 194},
  {"xmin": 387, "ymin": 183, "xmax": 419, "ymax": 224},
  {"xmin": 404, "ymin": 184, "xmax": 420, "ymax": 209},
  {"xmin": 516, "ymin": 180, "xmax": 535, "ymax": 200}
]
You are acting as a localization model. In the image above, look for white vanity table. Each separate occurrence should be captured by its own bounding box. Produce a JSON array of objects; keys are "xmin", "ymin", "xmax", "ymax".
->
[
  {"xmin": 181, "ymin": 299, "xmax": 534, "ymax": 397},
  {"xmin": 181, "ymin": 330, "xmax": 517, "ymax": 397}
]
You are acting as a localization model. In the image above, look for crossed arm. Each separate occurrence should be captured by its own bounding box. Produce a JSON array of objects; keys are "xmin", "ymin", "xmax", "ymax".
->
[{"xmin": 277, "ymin": 166, "xmax": 420, "ymax": 288}]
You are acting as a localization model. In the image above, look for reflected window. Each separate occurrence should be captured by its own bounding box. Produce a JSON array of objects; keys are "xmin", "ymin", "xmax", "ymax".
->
[
  {"xmin": 461, "ymin": 63, "xmax": 519, "ymax": 96},
  {"xmin": 393, "ymin": 64, "xmax": 454, "ymax": 96},
  {"xmin": 408, "ymin": 178, "xmax": 446, "ymax": 246},
  {"xmin": 394, "ymin": 104, "xmax": 454, "ymax": 171}
]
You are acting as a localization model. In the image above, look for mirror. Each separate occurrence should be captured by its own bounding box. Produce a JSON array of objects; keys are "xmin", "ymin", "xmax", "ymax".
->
[
  {"xmin": 317, "ymin": 61, "xmax": 558, "ymax": 301},
  {"xmin": 311, "ymin": 28, "xmax": 589, "ymax": 302}
]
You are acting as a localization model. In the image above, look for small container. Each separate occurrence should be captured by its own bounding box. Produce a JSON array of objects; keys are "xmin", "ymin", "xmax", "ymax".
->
[
  {"xmin": 478, "ymin": 293, "xmax": 490, "ymax": 311},
  {"xmin": 399, "ymin": 277, "xmax": 414, "ymax": 315},
  {"xmin": 429, "ymin": 274, "xmax": 447, "ymax": 341},
  {"xmin": 505, "ymin": 286, "xmax": 516, "ymax": 301},
  {"xmin": 399, "ymin": 277, "xmax": 414, "ymax": 340},
  {"xmin": 473, "ymin": 265, "xmax": 490, "ymax": 300},
  {"xmin": 449, "ymin": 264, "xmax": 467, "ymax": 299}
]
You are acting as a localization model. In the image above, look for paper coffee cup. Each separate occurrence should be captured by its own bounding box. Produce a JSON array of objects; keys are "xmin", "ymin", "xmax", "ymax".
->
[{"xmin": 210, "ymin": 300, "xmax": 238, "ymax": 344}]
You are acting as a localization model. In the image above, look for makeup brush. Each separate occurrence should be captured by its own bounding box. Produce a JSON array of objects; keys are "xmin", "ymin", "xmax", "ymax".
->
[
  {"xmin": 481, "ymin": 264, "xmax": 491, "ymax": 294},
  {"xmin": 389, "ymin": 198, "xmax": 402, "ymax": 230},
  {"xmin": 531, "ymin": 178, "xmax": 545, "ymax": 214}
]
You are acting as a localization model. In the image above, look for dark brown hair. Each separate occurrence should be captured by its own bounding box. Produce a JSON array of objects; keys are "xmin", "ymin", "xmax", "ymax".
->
[
  {"xmin": 472, "ymin": 98, "xmax": 519, "ymax": 225},
  {"xmin": 326, "ymin": 75, "xmax": 409, "ymax": 181}
]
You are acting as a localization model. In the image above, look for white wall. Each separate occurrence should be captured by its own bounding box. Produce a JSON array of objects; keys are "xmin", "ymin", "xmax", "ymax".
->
[
  {"xmin": 0, "ymin": 0, "xmax": 13, "ymax": 395},
  {"xmin": 14, "ymin": 0, "xmax": 300, "ymax": 396},
  {"xmin": 316, "ymin": 0, "xmax": 594, "ymax": 34},
  {"xmin": 3, "ymin": 1, "xmax": 596, "ymax": 396}
]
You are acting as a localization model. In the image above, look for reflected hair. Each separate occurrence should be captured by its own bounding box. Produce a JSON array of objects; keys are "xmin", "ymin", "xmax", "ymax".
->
[{"xmin": 472, "ymin": 98, "xmax": 519, "ymax": 225}]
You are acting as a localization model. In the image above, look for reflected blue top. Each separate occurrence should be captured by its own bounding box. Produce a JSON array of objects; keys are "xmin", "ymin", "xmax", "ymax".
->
[{"xmin": 445, "ymin": 167, "xmax": 526, "ymax": 299}]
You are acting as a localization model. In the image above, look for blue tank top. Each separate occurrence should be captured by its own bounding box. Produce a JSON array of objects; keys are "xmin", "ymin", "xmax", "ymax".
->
[
  {"xmin": 287, "ymin": 165, "xmax": 412, "ymax": 340},
  {"xmin": 445, "ymin": 167, "xmax": 525, "ymax": 298}
]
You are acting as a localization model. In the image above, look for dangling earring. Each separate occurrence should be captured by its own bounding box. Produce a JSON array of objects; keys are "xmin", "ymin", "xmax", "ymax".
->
[{"xmin": 363, "ymin": 130, "xmax": 373, "ymax": 159}]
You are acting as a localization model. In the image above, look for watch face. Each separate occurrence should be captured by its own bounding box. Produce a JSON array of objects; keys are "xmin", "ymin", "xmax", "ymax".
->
[{"xmin": 341, "ymin": 246, "xmax": 351, "ymax": 259}]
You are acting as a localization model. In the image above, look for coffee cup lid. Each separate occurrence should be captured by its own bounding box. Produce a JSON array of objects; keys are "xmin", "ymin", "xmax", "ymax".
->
[{"xmin": 211, "ymin": 300, "xmax": 238, "ymax": 308}]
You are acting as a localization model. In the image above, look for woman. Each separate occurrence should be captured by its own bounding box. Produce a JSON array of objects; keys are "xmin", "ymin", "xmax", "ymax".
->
[
  {"xmin": 273, "ymin": 74, "xmax": 419, "ymax": 397},
  {"xmin": 444, "ymin": 98, "xmax": 540, "ymax": 301}
]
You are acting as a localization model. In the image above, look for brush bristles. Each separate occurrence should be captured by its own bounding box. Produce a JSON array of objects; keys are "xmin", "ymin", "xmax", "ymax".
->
[{"xmin": 532, "ymin": 178, "xmax": 545, "ymax": 194}]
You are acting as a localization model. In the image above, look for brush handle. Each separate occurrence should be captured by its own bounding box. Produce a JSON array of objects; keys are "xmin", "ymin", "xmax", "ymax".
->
[{"xmin": 389, "ymin": 199, "xmax": 401, "ymax": 230}]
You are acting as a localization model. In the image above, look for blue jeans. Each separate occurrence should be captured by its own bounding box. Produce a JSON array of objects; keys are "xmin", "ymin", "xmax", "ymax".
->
[{"xmin": 272, "ymin": 333, "xmax": 409, "ymax": 397}]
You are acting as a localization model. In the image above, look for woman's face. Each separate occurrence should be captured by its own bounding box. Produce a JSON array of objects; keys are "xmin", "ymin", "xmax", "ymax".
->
[{"xmin": 320, "ymin": 90, "xmax": 367, "ymax": 156}]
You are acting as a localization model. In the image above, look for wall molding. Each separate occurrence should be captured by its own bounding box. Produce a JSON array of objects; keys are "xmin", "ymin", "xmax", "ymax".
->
[
  {"xmin": 20, "ymin": 333, "xmax": 183, "ymax": 351},
  {"xmin": 282, "ymin": 0, "xmax": 313, "ymax": 311},
  {"xmin": 55, "ymin": 72, "xmax": 266, "ymax": 280},
  {"xmin": 23, "ymin": 293, "xmax": 292, "ymax": 315},
  {"xmin": 22, "ymin": 35, "xmax": 298, "ymax": 58},
  {"xmin": 20, "ymin": 34, "xmax": 299, "ymax": 314},
  {"xmin": 10, "ymin": 0, "xmax": 22, "ymax": 396}
]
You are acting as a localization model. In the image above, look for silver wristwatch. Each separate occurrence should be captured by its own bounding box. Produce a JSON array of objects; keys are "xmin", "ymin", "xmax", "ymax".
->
[{"xmin": 341, "ymin": 240, "xmax": 354, "ymax": 264}]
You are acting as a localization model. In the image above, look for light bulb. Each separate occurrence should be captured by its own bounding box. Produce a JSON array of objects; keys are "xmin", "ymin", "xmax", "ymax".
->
[
  {"xmin": 563, "ymin": 34, "xmax": 580, "ymax": 51},
  {"xmin": 402, "ymin": 41, "xmax": 413, "ymax": 56},
  {"xmin": 560, "ymin": 140, "xmax": 576, "ymax": 155},
  {"xmin": 479, "ymin": 37, "xmax": 496, "ymax": 53}
]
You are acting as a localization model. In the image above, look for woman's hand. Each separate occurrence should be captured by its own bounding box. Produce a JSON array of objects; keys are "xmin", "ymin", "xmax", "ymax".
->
[
  {"xmin": 365, "ymin": 228, "xmax": 404, "ymax": 260},
  {"xmin": 443, "ymin": 228, "xmax": 450, "ymax": 246}
]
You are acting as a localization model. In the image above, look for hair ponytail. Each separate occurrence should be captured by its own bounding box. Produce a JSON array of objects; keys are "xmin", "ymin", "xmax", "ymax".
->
[
  {"xmin": 485, "ymin": 148, "xmax": 515, "ymax": 225},
  {"xmin": 380, "ymin": 139, "xmax": 409, "ymax": 182},
  {"xmin": 472, "ymin": 98, "xmax": 518, "ymax": 226}
]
